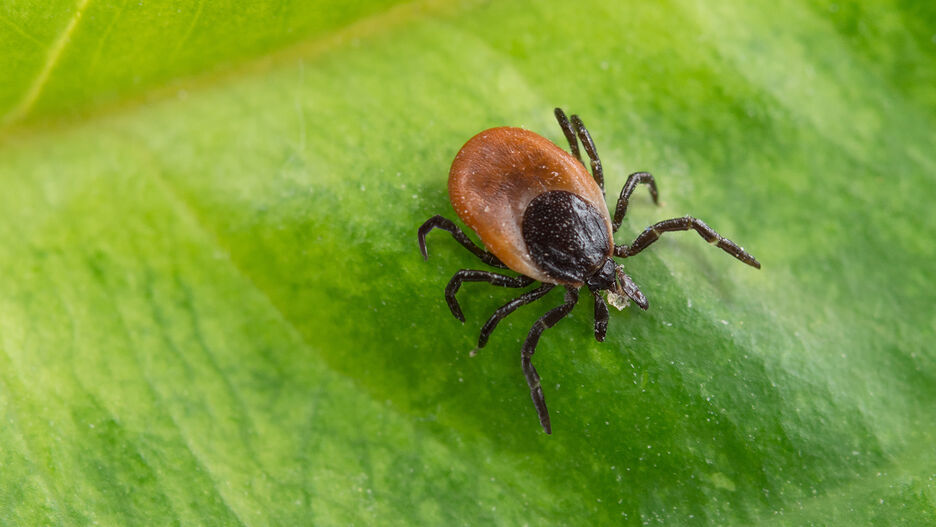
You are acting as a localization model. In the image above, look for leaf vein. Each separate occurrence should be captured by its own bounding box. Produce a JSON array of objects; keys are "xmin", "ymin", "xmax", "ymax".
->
[
  {"xmin": 86, "ymin": 0, "xmax": 128, "ymax": 76},
  {"xmin": 0, "ymin": 13, "xmax": 43, "ymax": 47},
  {"xmin": 169, "ymin": 0, "xmax": 205, "ymax": 61},
  {"xmin": 1, "ymin": 0, "xmax": 93, "ymax": 127}
]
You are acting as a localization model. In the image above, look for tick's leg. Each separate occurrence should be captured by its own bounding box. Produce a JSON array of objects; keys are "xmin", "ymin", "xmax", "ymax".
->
[
  {"xmin": 553, "ymin": 108, "xmax": 582, "ymax": 163},
  {"xmin": 478, "ymin": 283, "xmax": 555, "ymax": 349},
  {"xmin": 418, "ymin": 215, "xmax": 507, "ymax": 269},
  {"xmin": 445, "ymin": 270, "xmax": 535, "ymax": 322},
  {"xmin": 612, "ymin": 172, "xmax": 660, "ymax": 232},
  {"xmin": 522, "ymin": 286, "xmax": 579, "ymax": 434},
  {"xmin": 570, "ymin": 114, "xmax": 604, "ymax": 195},
  {"xmin": 592, "ymin": 290, "xmax": 609, "ymax": 342},
  {"xmin": 614, "ymin": 216, "xmax": 761, "ymax": 269}
]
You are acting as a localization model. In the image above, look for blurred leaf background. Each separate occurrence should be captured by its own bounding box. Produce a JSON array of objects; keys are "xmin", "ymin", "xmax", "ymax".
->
[{"xmin": 1, "ymin": 0, "xmax": 934, "ymax": 524}]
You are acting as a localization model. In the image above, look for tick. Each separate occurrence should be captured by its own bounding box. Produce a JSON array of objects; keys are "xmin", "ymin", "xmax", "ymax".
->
[{"xmin": 417, "ymin": 108, "xmax": 760, "ymax": 434}]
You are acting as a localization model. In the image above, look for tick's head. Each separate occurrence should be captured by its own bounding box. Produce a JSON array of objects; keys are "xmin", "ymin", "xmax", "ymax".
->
[
  {"xmin": 585, "ymin": 257, "xmax": 649, "ymax": 310},
  {"xmin": 585, "ymin": 257, "xmax": 616, "ymax": 291}
]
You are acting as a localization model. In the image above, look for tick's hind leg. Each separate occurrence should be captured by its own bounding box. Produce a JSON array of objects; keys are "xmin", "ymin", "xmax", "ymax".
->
[
  {"xmin": 614, "ymin": 216, "xmax": 761, "ymax": 269},
  {"xmin": 418, "ymin": 215, "xmax": 507, "ymax": 269},
  {"xmin": 522, "ymin": 286, "xmax": 579, "ymax": 434},
  {"xmin": 445, "ymin": 270, "xmax": 535, "ymax": 322},
  {"xmin": 477, "ymin": 283, "xmax": 555, "ymax": 349},
  {"xmin": 612, "ymin": 172, "xmax": 659, "ymax": 232}
]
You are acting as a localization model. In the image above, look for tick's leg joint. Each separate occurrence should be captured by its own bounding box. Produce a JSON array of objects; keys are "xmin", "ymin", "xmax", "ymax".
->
[
  {"xmin": 478, "ymin": 283, "xmax": 554, "ymax": 349},
  {"xmin": 417, "ymin": 215, "xmax": 507, "ymax": 269},
  {"xmin": 614, "ymin": 216, "xmax": 761, "ymax": 269},
  {"xmin": 444, "ymin": 270, "xmax": 535, "ymax": 322},
  {"xmin": 612, "ymin": 172, "xmax": 659, "ymax": 232}
]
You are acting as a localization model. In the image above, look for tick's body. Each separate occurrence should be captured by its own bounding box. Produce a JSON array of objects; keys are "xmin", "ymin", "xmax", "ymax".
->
[
  {"xmin": 450, "ymin": 127, "xmax": 611, "ymax": 285},
  {"xmin": 418, "ymin": 109, "xmax": 760, "ymax": 434}
]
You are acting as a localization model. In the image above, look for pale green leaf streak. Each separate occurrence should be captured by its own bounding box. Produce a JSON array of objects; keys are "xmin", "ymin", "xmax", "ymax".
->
[
  {"xmin": 168, "ymin": 0, "xmax": 205, "ymax": 62},
  {"xmin": 0, "ymin": 14, "xmax": 43, "ymax": 48},
  {"xmin": 85, "ymin": 0, "xmax": 128, "ymax": 77},
  {"xmin": 1, "ymin": 0, "xmax": 92, "ymax": 126}
]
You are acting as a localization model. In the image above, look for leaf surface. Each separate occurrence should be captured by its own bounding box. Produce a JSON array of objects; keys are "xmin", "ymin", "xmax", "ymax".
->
[{"xmin": 1, "ymin": 0, "xmax": 934, "ymax": 524}]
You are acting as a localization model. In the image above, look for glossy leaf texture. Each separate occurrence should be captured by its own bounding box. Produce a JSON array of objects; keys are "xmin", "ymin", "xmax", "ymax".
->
[{"xmin": 1, "ymin": 0, "xmax": 934, "ymax": 524}]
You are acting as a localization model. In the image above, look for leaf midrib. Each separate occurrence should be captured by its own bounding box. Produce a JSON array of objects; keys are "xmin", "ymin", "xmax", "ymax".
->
[
  {"xmin": 0, "ymin": 0, "xmax": 479, "ymax": 138},
  {"xmin": 1, "ymin": 0, "xmax": 93, "ymax": 128}
]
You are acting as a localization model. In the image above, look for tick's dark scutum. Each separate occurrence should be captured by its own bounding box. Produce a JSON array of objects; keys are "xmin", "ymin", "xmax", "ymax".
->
[{"xmin": 521, "ymin": 190, "xmax": 612, "ymax": 284}]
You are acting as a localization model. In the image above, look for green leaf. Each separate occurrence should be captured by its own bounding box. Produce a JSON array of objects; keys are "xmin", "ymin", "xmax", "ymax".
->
[
  {"xmin": 0, "ymin": 0, "xmax": 407, "ymax": 123},
  {"xmin": 1, "ymin": 0, "xmax": 934, "ymax": 524}
]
